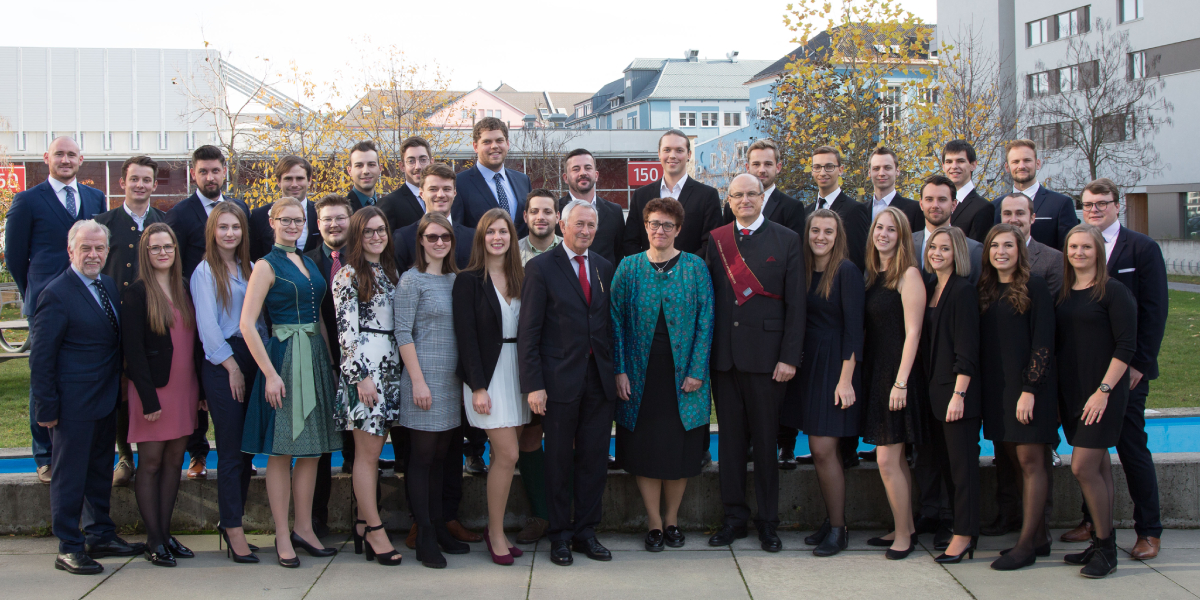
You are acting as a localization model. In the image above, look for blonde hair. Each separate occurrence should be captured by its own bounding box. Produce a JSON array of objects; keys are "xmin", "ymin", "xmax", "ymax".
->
[
  {"xmin": 864, "ymin": 206, "xmax": 916, "ymax": 290},
  {"xmin": 924, "ymin": 226, "xmax": 971, "ymax": 279}
]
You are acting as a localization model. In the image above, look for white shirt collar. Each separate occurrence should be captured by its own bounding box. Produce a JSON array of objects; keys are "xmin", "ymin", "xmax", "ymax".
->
[
  {"xmin": 660, "ymin": 174, "xmax": 688, "ymax": 198},
  {"xmin": 819, "ymin": 187, "xmax": 841, "ymax": 205},
  {"xmin": 123, "ymin": 202, "xmax": 149, "ymax": 225},
  {"xmin": 563, "ymin": 243, "xmax": 589, "ymax": 262},
  {"xmin": 763, "ymin": 184, "xmax": 776, "ymax": 203},
  {"xmin": 570, "ymin": 192, "xmax": 597, "ymax": 206},
  {"xmin": 956, "ymin": 181, "xmax": 975, "ymax": 201},
  {"xmin": 48, "ymin": 177, "xmax": 78, "ymax": 194},
  {"xmin": 1101, "ymin": 219, "xmax": 1121, "ymax": 243},
  {"xmin": 873, "ymin": 189, "xmax": 897, "ymax": 205},
  {"xmin": 1015, "ymin": 181, "xmax": 1041, "ymax": 201},
  {"xmin": 735, "ymin": 212, "xmax": 766, "ymax": 233},
  {"xmin": 406, "ymin": 181, "xmax": 422, "ymax": 198}
]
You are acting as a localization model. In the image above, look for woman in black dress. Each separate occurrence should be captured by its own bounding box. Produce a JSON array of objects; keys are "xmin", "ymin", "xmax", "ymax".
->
[
  {"xmin": 1056, "ymin": 224, "xmax": 1136, "ymax": 579},
  {"xmin": 978, "ymin": 224, "xmax": 1056, "ymax": 571},
  {"xmin": 784, "ymin": 209, "xmax": 863, "ymax": 557},
  {"xmin": 860, "ymin": 207, "xmax": 927, "ymax": 559},
  {"xmin": 920, "ymin": 226, "xmax": 980, "ymax": 564}
]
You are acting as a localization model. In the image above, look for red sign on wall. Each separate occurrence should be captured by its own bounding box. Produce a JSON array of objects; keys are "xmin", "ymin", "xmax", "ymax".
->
[
  {"xmin": 627, "ymin": 161, "xmax": 662, "ymax": 187},
  {"xmin": 0, "ymin": 166, "xmax": 26, "ymax": 194}
]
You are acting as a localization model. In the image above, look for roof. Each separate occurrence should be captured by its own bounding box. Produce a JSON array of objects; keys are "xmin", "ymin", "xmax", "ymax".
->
[
  {"xmin": 643, "ymin": 59, "xmax": 774, "ymax": 101},
  {"xmin": 746, "ymin": 23, "xmax": 937, "ymax": 85},
  {"xmin": 341, "ymin": 88, "xmax": 467, "ymax": 127}
]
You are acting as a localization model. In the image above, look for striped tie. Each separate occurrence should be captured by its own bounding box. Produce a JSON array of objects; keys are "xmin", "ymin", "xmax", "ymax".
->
[{"xmin": 64, "ymin": 186, "xmax": 76, "ymax": 217}]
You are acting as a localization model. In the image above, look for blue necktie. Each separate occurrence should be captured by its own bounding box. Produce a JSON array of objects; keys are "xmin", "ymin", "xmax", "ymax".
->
[
  {"xmin": 64, "ymin": 186, "xmax": 76, "ymax": 217},
  {"xmin": 493, "ymin": 173, "xmax": 510, "ymax": 215},
  {"xmin": 92, "ymin": 280, "xmax": 118, "ymax": 332}
]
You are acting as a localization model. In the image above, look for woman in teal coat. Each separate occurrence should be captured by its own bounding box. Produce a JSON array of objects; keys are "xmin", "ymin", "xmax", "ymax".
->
[{"xmin": 612, "ymin": 197, "xmax": 715, "ymax": 552}]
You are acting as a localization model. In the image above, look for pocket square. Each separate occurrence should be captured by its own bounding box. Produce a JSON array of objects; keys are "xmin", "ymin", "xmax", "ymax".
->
[
  {"xmin": 766, "ymin": 256, "xmax": 777, "ymax": 262},
  {"xmin": 1118, "ymin": 267, "xmax": 1136, "ymax": 273}
]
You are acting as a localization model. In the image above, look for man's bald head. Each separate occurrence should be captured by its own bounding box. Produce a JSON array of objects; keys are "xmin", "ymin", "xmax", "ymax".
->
[{"xmin": 45, "ymin": 136, "xmax": 83, "ymax": 184}]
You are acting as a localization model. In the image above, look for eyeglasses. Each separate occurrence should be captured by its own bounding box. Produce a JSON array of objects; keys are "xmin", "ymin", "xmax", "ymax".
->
[
  {"xmin": 318, "ymin": 216, "xmax": 349, "ymax": 225},
  {"xmin": 275, "ymin": 217, "xmax": 306, "ymax": 226},
  {"xmin": 1081, "ymin": 200, "xmax": 1115, "ymax": 212},
  {"xmin": 812, "ymin": 164, "xmax": 840, "ymax": 173},
  {"xmin": 423, "ymin": 233, "xmax": 453, "ymax": 244},
  {"xmin": 148, "ymin": 244, "xmax": 176, "ymax": 255},
  {"xmin": 728, "ymin": 191, "xmax": 763, "ymax": 200},
  {"xmin": 363, "ymin": 227, "xmax": 389, "ymax": 239},
  {"xmin": 646, "ymin": 220, "xmax": 677, "ymax": 232}
]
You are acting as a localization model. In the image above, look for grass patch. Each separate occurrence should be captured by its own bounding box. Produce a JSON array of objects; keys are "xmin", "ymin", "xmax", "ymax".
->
[
  {"xmin": 0, "ymin": 359, "xmax": 32, "ymax": 448},
  {"xmin": 1168, "ymin": 275, "xmax": 1200, "ymax": 285},
  {"xmin": 1148, "ymin": 290, "xmax": 1200, "ymax": 409}
]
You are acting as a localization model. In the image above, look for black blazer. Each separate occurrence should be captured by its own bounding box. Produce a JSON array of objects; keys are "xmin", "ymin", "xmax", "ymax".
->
[
  {"xmin": 453, "ymin": 269, "xmax": 511, "ymax": 391},
  {"xmin": 820, "ymin": 191, "xmax": 869, "ymax": 271},
  {"xmin": 304, "ymin": 244, "xmax": 341, "ymax": 368},
  {"xmin": 451, "ymin": 166, "xmax": 531, "ymax": 237},
  {"xmin": 120, "ymin": 280, "xmax": 203, "ymax": 415},
  {"xmin": 951, "ymin": 189, "xmax": 996, "ymax": 244},
  {"xmin": 557, "ymin": 195, "xmax": 627, "ymax": 267},
  {"xmin": 992, "ymin": 186, "xmax": 1079, "ymax": 251},
  {"xmin": 723, "ymin": 188, "xmax": 807, "ymax": 236},
  {"xmin": 517, "ymin": 245, "xmax": 616, "ymax": 403},
  {"xmin": 1107, "ymin": 225, "xmax": 1169, "ymax": 380},
  {"xmin": 705, "ymin": 221, "xmax": 806, "ymax": 373},
  {"xmin": 248, "ymin": 199, "xmax": 322, "ymax": 262},
  {"xmin": 923, "ymin": 274, "xmax": 981, "ymax": 421},
  {"xmin": 623, "ymin": 176, "xmax": 723, "ymax": 257},
  {"xmin": 889, "ymin": 194, "xmax": 925, "ymax": 234},
  {"xmin": 164, "ymin": 192, "xmax": 251, "ymax": 279},
  {"xmin": 94, "ymin": 205, "xmax": 167, "ymax": 296},
  {"xmin": 378, "ymin": 184, "xmax": 426, "ymax": 232},
  {"xmin": 393, "ymin": 221, "xmax": 475, "ymax": 272}
]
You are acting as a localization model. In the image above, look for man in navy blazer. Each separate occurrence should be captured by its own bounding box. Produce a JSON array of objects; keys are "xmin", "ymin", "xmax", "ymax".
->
[
  {"xmin": 451, "ymin": 117, "xmax": 530, "ymax": 237},
  {"xmin": 395, "ymin": 164, "xmax": 475, "ymax": 271},
  {"xmin": 377, "ymin": 136, "xmax": 433, "ymax": 231},
  {"xmin": 248, "ymin": 156, "xmax": 322, "ymax": 261},
  {"xmin": 624, "ymin": 130, "xmax": 723, "ymax": 258},
  {"xmin": 557, "ymin": 148, "xmax": 626, "ymax": 268},
  {"xmin": 992, "ymin": 140, "xmax": 1079, "ymax": 251},
  {"xmin": 5, "ymin": 136, "xmax": 106, "ymax": 481},
  {"xmin": 32, "ymin": 220, "xmax": 145, "ymax": 574},
  {"xmin": 1070, "ymin": 178, "xmax": 1169, "ymax": 559}
]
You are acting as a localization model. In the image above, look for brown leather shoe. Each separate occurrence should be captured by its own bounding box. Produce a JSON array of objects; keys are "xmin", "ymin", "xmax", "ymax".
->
[
  {"xmin": 515, "ymin": 517, "xmax": 549, "ymax": 544},
  {"xmin": 445, "ymin": 519, "xmax": 482, "ymax": 542},
  {"xmin": 1131, "ymin": 535, "xmax": 1161, "ymax": 560},
  {"xmin": 36, "ymin": 465, "xmax": 52, "ymax": 484},
  {"xmin": 187, "ymin": 456, "xmax": 207, "ymax": 480},
  {"xmin": 405, "ymin": 523, "xmax": 418, "ymax": 549},
  {"xmin": 1060, "ymin": 520, "xmax": 1093, "ymax": 543},
  {"xmin": 112, "ymin": 458, "xmax": 135, "ymax": 487}
]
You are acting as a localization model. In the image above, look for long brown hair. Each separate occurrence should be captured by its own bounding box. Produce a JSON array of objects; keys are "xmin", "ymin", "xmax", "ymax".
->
[
  {"xmin": 864, "ymin": 206, "xmax": 916, "ymax": 290},
  {"xmin": 415, "ymin": 213, "xmax": 459, "ymax": 274},
  {"xmin": 978, "ymin": 224, "xmax": 1031, "ymax": 314},
  {"xmin": 136, "ymin": 223, "xmax": 195, "ymax": 335},
  {"xmin": 203, "ymin": 202, "xmax": 252, "ymax": 311},
  {"xmin": 924, "ymin": 226, "xmax": 972, "ymax": 279},
  {"xmin": 465, "ymin": 208, "xmax": 524, "ymax": 299},
  {"xmin": 345, "ymin": 207, "xmax": 399, "ymax": 302},
  {"xmin": 804, "ymin": 208, "xmax": 848, "ymax": 300},
  {"xmin": 1059, "ymin": 224, "xmax": 1109, "ymax": 304}
]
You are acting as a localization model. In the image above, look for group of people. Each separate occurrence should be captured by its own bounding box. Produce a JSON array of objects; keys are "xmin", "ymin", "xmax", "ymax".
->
[{"xmin": 8, "ymin": 118, "xmax": 1167, "ymax": 581}]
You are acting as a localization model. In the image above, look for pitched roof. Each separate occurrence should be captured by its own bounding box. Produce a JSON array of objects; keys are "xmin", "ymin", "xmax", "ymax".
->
[
  {"xmin": 645, "ymin": 59, "xmax": 774, "ymax": 100},
  {"xmin": 746, "ymin": 23, "xmax": 936, "ymax": 85}
]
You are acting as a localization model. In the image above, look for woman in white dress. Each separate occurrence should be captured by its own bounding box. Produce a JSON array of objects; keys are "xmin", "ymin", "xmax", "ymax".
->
[{"xmin": 452, "ymin": 208, "xmax": 530, "ymax": 565}]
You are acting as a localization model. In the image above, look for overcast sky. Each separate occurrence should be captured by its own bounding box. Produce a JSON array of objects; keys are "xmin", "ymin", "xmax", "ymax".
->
[{"xmin": 7, "ymin": 0, "xmax": 937, "ymax": 106}]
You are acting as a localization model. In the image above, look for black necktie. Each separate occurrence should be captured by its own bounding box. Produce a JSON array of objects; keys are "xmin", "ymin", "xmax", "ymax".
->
[{"xmin": 92, "ymin": 280, "xmax": 118, "ymax": 332}]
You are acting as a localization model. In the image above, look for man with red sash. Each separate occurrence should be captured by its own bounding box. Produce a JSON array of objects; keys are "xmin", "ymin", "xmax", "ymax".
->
[{"xmin": 705, "ymin": 173, "xmax": 806, "ymax": 551}]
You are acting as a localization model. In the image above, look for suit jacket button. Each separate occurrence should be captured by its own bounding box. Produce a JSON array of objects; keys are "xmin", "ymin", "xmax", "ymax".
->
[
  {"xmin": 126, "ymin": 263, "xmax": 132, "ymax": 267},
  {"xmin": 129, "ymin": 244, "xmax": 134, "ymax": 248},
  {"xmin": 733, "ymin": 322, "xmax": 739, "ymax": 327}
]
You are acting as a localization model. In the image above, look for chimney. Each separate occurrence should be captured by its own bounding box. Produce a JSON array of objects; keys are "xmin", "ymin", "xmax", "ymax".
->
[
  {"xmin": 685, "ymin": 49, "xmax": 699, "ymax": 62},
  {"xmin": 726, "ymin": 51, "xmax": 739, "ymax": 63}
]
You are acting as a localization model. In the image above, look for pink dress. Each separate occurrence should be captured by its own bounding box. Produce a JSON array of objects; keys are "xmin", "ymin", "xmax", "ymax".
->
[{"xmin": 127, "ymin": 306, "xmax": 200, "ymax": 443}]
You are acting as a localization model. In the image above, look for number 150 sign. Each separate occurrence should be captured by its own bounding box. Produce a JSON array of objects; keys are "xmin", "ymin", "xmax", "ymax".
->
[
  {"xmin": 627, "ymin": 162, "xmax": 661, "ymax": 187},
  {"xmin": 0, "ymin": 166, "xmax": 26, "ymax": 194}
]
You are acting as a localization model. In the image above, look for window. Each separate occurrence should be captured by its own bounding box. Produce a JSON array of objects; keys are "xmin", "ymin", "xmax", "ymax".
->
[
  {"xmin": 624, "ymin": 72, "xmax": 632, "ymax": 87},
  {"xmin": 1119, "ymin": 0, "xmax": 1143, "ymax": 23},
  {"xmin": 1128, "ymin": 51, "xmax": 1147, "ymax": 79},
  {"xmin": 1096, "ymin": 113, "xmax": 1132, "ymax": 143},
  {"xmin": 185, "ymin": 132, "xmax": 194, "ymax": 150},
  {"xmin": 496, "ymin": 110, "xmax": 502, "ymax": 121},
  {"xmin": 461, "ymin": 109, "xmax": 471, "ymax": 120},
  {"xmin": 919, "ymin": 87, "xmax": 940, "ymax": 104},
  {"xmin": 679, "ymin": 112, "xmax": 696, "ymax": 127},
  {"xmin": 1027, "ymin": 6, "xmax": 1090, "ymax": 47},
  {"xmin": 881, "ymin": 86, "xmax": 902, "ymax": 134},
  {"xmin": 131, "ymin": 132, "xmax": 140, "ymax": 151},
  {"xmin": 1028, "ymin": 60, "xmax": 1098, "ymax": 97},
  {"xmin": 104, "ymin": 132, "xmax": 113, "ymax": 151},
  {"xmin": 616, "ymin": 118, "xmax": 623, "ymax": 130},
  {"xmin": 158, "ymin": 132, "xmax": 168, "ymax": 151},
  {"xmin": 1058, "ymin": 65, "xmax": 1080, "ymax": 93},
  {"xmin": 16, "ymin": 132, "xmax": 25, "ymax": 151},
  {"xmin": 756, "ymin": 97, "xmax": 772, "ymax": 118},
  {"xmin": 629, "ymin": 114, "xmax": 638, "ymax": 129},
  {"xmin": 362, "ymin": 106, "xmax": 372, "ymax": 115},
  {"xmin": 1028, "ymin": 121, "xmax": 1081, "ymax": 150},
  {"xmin": 478, "ymin": 109, "xmax": 485, "ymax": 119},
  {"xmin": 486, "ymin": 110, "xmax": 494, "ymax": 118},
  {"xmin": 724, "ymin": 112, "xmax": 741, "ymax": 126},
  {"xmin": 610, "ymin": 97, "xmax": 623, "ymax": 109},
  {"xmin": 700, "ymin": 112, "xmax": 719, "ymax": 127},
  {"xmin": 1028, "ymin": 18, "xmax": 1050, "ymax": 46}
]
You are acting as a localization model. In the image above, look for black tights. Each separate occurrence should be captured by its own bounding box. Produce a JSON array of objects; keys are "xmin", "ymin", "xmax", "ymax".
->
[
  {"xmin": 1071, "ymin": 448, "xmax": 1115, "ymax": 540},
  {"xmin": 809, "ymin": 436, "xmax": 846, "ymax": 527},
  {"xmin": 1001, "ymin": 442, "xmax": 1049, "ymax": 557},
  {"xmin": 407, "ymin": 429, "xmax": 454, "ymax": 527},
  {"xmin": 134, "ymin": 436, "xmax": 189, "ymax": 548}
]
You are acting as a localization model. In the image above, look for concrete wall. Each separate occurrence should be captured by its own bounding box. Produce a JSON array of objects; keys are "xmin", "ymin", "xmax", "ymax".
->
[{"xmin": 1157, "ymin": 238, "xmax": 1200, "ymax": 274}]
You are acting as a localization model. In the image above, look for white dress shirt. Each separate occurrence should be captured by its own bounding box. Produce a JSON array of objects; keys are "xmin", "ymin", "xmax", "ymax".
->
[
  {"xmin": 660, "ymin": 174, "xmax": 688, "ymax": 199},
  {"xmin": 956, "ymin": 180, "xmax": 976, "ymax": 201},
  {"xmin": 735, "ymin": 212, "xmax": 766, "ymax": 234},
  {"xmin": 407, "ymin": 181, "xmax": 425, "ymax": 212},
  {"xmin": 294, "ymin": 198, "xmax": 312, "ymax": 251},
  {"xmin": 1015, "ymin": 181, "xmax": 1042, "ymax": 201},
  {"xmin": 761, "ymin": 184, "xmax": 776, "ymax": 216},
  {"xmin": 1102, "ymin": 220, "xmax": 1121, "ymax": 263},
  {"xmin": 47, "ymin": 177, "xmax": 80, "ymax": 217},
  {"xmin": 563, "ymin": 244, "xmax": 591, "ymax": 286},
  {"xmin": 123, "ymin": 202, "xmax": 150, "ymax": 231},
  {"xmin": 872, "ymin": 189, "xmax": 897, "ymax": 220},
  {"xmin": 201, "ymin": 193, "xmax": 227, "ymax": 217},
  {"xmin": 816, "ymin": 187, "xmax": 842, "ymax": 210}
]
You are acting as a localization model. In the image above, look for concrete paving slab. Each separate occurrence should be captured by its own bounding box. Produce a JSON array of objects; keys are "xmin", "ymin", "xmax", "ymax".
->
[
  {"xmin": 309, "ymin": 540, "xmax": 530, "ymax": 600},
  {"xmin": 0, "ymin": 535, "xmax": 61, "ymax": 554},
  {"xmin": 0, "ymin": 552, "xmax": 132, "ymax": 600},
  {"xmin": 1117, "ymin": 528, "xmax": 1200, "ymax": 550},
  {"xmin": 587, "ymin": 531, "xmax": 726, "ymax": 551},
  {"xmin": 529, "ymin": 548, "xmax": 749, "ymax": 600},
  {"xmin": 735, "ymin": 547, "xmax": 971, "ymax": 599},
  {"xmin": 725, "ymin": 528, "xmax": 904, "ymax": 552},
  {"xmin": 1143, "ymin": 548, "xmax": 1200, "ymax": 597}
]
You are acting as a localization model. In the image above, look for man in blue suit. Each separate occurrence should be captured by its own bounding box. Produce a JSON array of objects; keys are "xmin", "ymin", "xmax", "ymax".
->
[
  {"xmin": 32, "ymin": 220, "xmax": 145, "ymax": 574},
  {"xmin": 5, "ymin": 136, "xmax": 106, "ymax": 482},
  {"xmin": 451, "ymin": 117, "xmax": 530, "ymax": 237},
  {"xmin": 992, "ymin": 139, "xmax": 1079, "ymax": 251}
]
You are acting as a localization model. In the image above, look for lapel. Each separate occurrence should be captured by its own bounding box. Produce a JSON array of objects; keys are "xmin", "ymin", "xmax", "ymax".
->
[
  {"xmin": 145, "ymin": 206, "xmax": 165, "ymax": 226},
  {"xmin": 402, "ymin": 185, "xmax": 424, "ymax": 215},
  {"xmin": 551, "ymin": 244, "xmax": 588, "ymax": 305},
  {"xmin": 764, "ymin": 190, "xmax": 784, "ymax": 222},
  {"xmin": 1031, "ymin": 187, "xmax": 1048, "ymax": 216},
  {"xmin": 66, "ymin": 269, "xmax": 111, "ymax": 326},
  {"xmin": 39, "ymin": 181, "xmax": 77, "ymax": 228},
  {"xmin": 677, "ymin": 177, "xmax": 696, "ymax": 208},
  {"xmin": 470, "ymin": 167, "xmax": 496, "ymax": 207},
  {"xmin": 1027, "ymin": 240, "xmax": 1043, "ymax": 267},
  {"xmin": 928, "ymin": 275, "xmax": 954, "ymax": 362},
  {"xmin": 187, "ymin": 193, "xmax": 209, "ymax": 229},
  {"xmin": 1108, "ymin": 226, "xmax": 1131, "ymax": 276},
  {"xmin": 481, "ymin": 271, "xmax": 503, "ymax": 328}
]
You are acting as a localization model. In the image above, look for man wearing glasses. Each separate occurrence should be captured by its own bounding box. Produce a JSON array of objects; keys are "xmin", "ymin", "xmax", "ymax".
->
[
  {"xmin": 992, "ymin": 139, "xmax": 1079, "ymax": 251},
  {"xmin": 808, "ymin": 146, "xmax": 869, "ymax": 270},
  {"xmin": 249, "ymin": 156, "xmax": 322, "ymax": 261},
  {"xmin": 378, "ymin": 136, "xmax": 433, "ymax": 232}
]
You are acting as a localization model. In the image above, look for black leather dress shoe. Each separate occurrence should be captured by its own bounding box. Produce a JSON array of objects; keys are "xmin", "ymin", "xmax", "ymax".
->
[
  {"xmin": 550, "ymin": 540, "xmax": 573, "ymax": 566},
  {"xmin": 573, "ymin": 537, "xmax": 612, "ymax": 561},
  {"xmin": 464, "ymin": 455, "xmax": 487, "ymax": 475},
  {"xmin": 645, "ymin": 529, "xmax": 665, "ymax": 552},
  {"xmin": 86, "ymin": 537, "xmax": 146, "ymax": 558},
  {"xmin": 378, "ymin": 459, "xmax": 395, "ymax": 470},
  {"xmin": 167, "ymin": 536, "xmax": 194, "ymax": 559},
  {"xmin": 664, "ymin": 525, "xmax": 685, "ymax": 548},
  {"xmin": 55, "ymin": 553, "xmax": 103, "ymax": 575},
  {"xmin": 794, "ymin": 454, "xmax": 816, "ymax": 465},
  {"xmin": 608, "ymin": 455, "xmax": 622, "ymax": 471},
  {"xmin": 778, "ymin": 448, "xmax": 797, "ymax": 470},
  {"xmin": 805, "ymin": 519, "xmax": 831, "ymax": 545},
  {"xmin": 913, "ymin": 515, "xmax": 941, "ymax": 535},
  {"xmin": 708, "ymin": 525, "xmax": 748, "ymax": 546},
  {"xmin": 144, "ymin": 544, "xmax": 176, "ymax": 567},
  {"xmin": 759, "ymin": 524, "xmax": 783, "ymax": 552},
  {"xmin": 934, "ymin": 525, "xmax": 954, "ymax": 551}
]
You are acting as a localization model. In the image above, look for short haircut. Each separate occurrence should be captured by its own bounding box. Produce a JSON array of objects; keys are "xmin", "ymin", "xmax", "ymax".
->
[
  {"xmin": 747, "ymin": 138, "xmax": 779, "ymax": 162},
  {"xmin": 561, "ymin": 198, "xmax": 597, "ymax": 225},
  {"xmin": 274, "ymin": 155, "xmax": 313, "ymax": 182},
  {"xmin": 121, "ymin": 155, "xmax": 159, "ymax": 179},
  {"xmin": 314, "ymin": 193, "xmax": 352, "ymax": 216},
  {"xmin": 562, "ymin": 148, "xmax": 595, "ymax": 169},
  {"xmin": 942, "ymin": 139, "xmax": 978, "ymax": 163},
  {"xmin": 68, "ymin": 219, "xmax": 111, "ymax": 247},
  {"xmin": 472, "ymin": 117, "xmax": 509, "ymax": 143},
  {"xmin": 1083, "ymin": 177, "xmax": 1121, "ymax": 203},
  {"xmin": 658, "ymin": 129, "xmax": 691, "ymax": 152},
  {"xmin": 421, "ymin": 163, "xmax": 457, "ymax": 187},
  {"xmin": 400, "ymin": 136, "xmax": 432, "ymax": 158},
  {"xmin": 643, "ymin": 197, "xmax": 686, "ymax": 227},
  {"xmin": 192, "ymin": 145, "xmax": 226, "ymax": 166},
  {"xmin": 812, "ymin": 145, "xmax": 842, "ymax": 165},
  {"xmin": 526, "ymin": 188, "xmax": 557, "ymax": 205},
  {"xmin": 349, "ymin": 140, "xmax": 378, "ymax": 158},
  {"xmin": 999, "ymin": 192, "xmax": 1035, "ymax": 213},
  {"xmin": 921, "ymin": 174, "xmax": 958, "ymax": 200},
  {"xmin": 1005, "ymin": 138, "xmax": 1038, "ymax": 161},
  {"xmin": 870, "ymin": 146, "xmax": 899, "ymax": 167}
]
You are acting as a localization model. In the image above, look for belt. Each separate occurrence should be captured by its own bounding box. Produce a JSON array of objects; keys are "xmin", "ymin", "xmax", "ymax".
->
[
  {"xmin": 361, "ymin": 327, "xmax": 392, "ymax": 335},
  {"xmin": 273, "ymin": 323, "xmax": 318, "ymax": 440}
]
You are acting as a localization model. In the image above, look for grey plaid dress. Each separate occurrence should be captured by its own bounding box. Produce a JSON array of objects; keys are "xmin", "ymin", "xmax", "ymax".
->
[{"xmin": 394, "ymin": 268, "xmax": 461, "ymax": 432}]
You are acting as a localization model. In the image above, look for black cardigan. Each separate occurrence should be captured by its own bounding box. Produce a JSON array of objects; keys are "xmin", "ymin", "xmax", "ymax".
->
[
  {"xmin": 453, "ymin": 269, "xmax": 510, "ymax": 391},
  {"xmin": 120, "ymin": 279, "xmax": 203, "ymax": 414},
  {"xmin": 923, "ymin": 274, "xmax": 981, "ymax": 421}
]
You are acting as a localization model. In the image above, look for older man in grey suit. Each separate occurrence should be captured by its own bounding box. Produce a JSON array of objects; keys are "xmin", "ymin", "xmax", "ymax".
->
[{"xmin": 913, "ymin": 175, "xmax": 983, "ymax": 285}]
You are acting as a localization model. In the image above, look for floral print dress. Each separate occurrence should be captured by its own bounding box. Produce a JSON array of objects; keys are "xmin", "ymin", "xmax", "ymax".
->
[{"xmin": 332, "ymin": 262, "xmax": 402, "ymax": 435}]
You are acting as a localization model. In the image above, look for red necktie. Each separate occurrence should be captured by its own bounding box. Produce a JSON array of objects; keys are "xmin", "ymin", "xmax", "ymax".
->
[
  {"xmin": 331, "ymin": 250, "xmax": 342, "ymax": 276},
  {"xmin": 574, "ymin": 255, "xmax": 591, "ymax": 305},
  {"xmin": 741, "ymin": 229, "xmax": 750, "ymax": 236}
]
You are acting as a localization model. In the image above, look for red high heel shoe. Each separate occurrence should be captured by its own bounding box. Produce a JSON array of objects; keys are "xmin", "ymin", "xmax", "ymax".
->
[{"xmin": 484, "ymin": 531, "xmax": 514, "ymax": 566}]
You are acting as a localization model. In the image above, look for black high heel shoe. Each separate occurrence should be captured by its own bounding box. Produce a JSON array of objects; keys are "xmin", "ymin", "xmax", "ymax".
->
[
  {"xmin": 275, "ymin": 538, "xmax": 300, "ymax": 568},
  {"xmin": 362, "ymin": 524, "xmax": 403, "ymax": 566},
  {"xmin": 219, "ymin": 526, "xmax": 260, "ymax": 564},
  {"xmin": 290, "ymin": 531, "xmax": 337, "ymax": 557},
  {"xmin": 935, "ymin": 536, "xmax": 978, "ymax": 564},
  {"xmin": 352, "ymin": 519, "xmax": 367, "ymax": 555},
  {"xmin": 217, "ymin": 525, "xmax": 260, "ymax": 552}
]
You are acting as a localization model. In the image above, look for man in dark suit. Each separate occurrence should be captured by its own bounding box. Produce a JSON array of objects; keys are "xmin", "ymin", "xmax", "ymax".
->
[
  {"xmin": 867, "ymin": 146, "xmax": 923, "ymax": 233},
  {"xmin": 395, "ymin": 164, "xmax": 475, "ymax": 272},
  {"xmin": 345, "ymin": 140, "xmax": 383, "ymax": 211},
  {"xmin": 557, "ymin": 148, "xmax": 626, "ymax": 267},
  {"xmin": 94, "ymin": 155, "xmax": 167, "ymax": 487},
  {"xmin": 913, "ymin": 176, "xmax": 984, "ymax": 285},
  {"xmin": 940, "ymin": 140, "xmax": 996, "ymax": 244},
  {"xmin": 624, "ymin": 129, "xmax": 723, "ymax": 257},
  {"xmin": 809, "ymin": 145, "xmax": 869, "ymax": 270},
  {"xmin": 1063, "ymin": 178, "xmax": 1168, "ymax": 560},
  {"xmin": 248, "ymin": 156, "xmax": 322, "ymax": 261},
  {"xmin": 451, "ymin": 118, "xmax": 531, "ymax": 236},
  {"xmin": 998, "ymin": 192, "xmax": 1064, "ymax": 296},
  {"xmin": 991, "ymin": 139, "xmax": 1079, "ymax": 251},
  {"xmin": 706, "ymin": 174, "xmax": 805, "ymax": 552},
  {"xmin": 32, "ymin": 220, "xmax": 145, "ymax": 574},
  {"xmin": 5, "ymin": 136, "xmax": 106, "ymax": 483},
  {"xmin": 377, "ymin": 136, "xmax": 432, "ymax": 231},
  {"xmin": 722, "ymin": 139, "xmax": 806, "ymax": 235},
  {"xmin": 518, "ymin": 198, "xmax": 617, "ymax": 567},
  {"xmin": 164, "ymin": 144, "xmax": 250, "ymax": 479}
]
